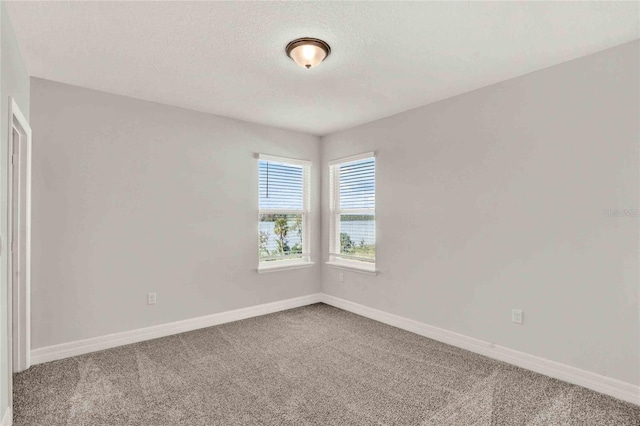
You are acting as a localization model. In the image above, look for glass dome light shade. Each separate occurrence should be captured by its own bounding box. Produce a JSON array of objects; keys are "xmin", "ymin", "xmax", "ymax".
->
[{"xmin": 286, "ymin": 38, "xmax": 331, "ymax": 69}]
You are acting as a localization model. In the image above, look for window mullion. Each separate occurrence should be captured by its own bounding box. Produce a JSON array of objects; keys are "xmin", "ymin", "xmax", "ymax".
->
[
  {"xmin": 259, "ymin": 208, "xmax": 303, "ymax": 216},
  {"xmin": 338, "ymin": 208, "xmax": 375, "ymax": 215}
]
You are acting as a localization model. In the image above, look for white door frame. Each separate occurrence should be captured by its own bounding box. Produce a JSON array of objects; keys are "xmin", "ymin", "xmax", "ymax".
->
[{"xmin": 7, "ymin": 97, "xmax": 31, "ymax": 374}]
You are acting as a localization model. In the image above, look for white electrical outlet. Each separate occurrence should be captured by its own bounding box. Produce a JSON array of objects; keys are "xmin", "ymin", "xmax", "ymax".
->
[
  {"xmin": 339, "ymin": 272, "xmax": 344, "ymax": 282},
  {"xmin": 512, "ymin": 309, "xmax": 523, "ymax": 324},
  {"xmin": 148, "ymin": 292, "xmax": 157, "ymax": 305}
]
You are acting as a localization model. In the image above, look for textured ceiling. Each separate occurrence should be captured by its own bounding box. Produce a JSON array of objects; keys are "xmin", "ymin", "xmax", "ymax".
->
[{"xmin": 6, "ymin": 1, "xmax": 639, "ymax": 136}]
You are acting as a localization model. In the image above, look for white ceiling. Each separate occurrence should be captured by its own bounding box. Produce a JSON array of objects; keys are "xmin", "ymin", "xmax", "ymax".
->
[{"xmin": 6, "ymin": 1, "xmax": 639, "ymax": 136}]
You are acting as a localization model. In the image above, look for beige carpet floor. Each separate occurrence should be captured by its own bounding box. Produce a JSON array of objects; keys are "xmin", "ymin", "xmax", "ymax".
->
[{"xmin": 13, "ymin": 303, "xmax": 640, "ymax": 425}]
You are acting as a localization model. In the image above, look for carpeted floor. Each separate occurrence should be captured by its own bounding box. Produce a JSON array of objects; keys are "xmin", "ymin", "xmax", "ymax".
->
[{"xmin": 13, "ymin": 303, "xmax": 640, "ymax": 425}]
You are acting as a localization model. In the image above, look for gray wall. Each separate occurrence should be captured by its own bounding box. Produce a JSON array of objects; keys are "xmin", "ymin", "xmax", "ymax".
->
[
  {"xmin": 0, "ymin": 1, "xmax": 30, "ymax": 418},
  {"xmin": 321, "ymin": 41, "xmax": 639, "ymax": 386},
  {"xmin": 30, "ymin": 78, "xmax": 321, "ymax": 349}
]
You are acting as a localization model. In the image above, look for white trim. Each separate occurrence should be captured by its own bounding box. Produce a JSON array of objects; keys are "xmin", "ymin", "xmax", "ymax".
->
[
  {"xmin": 28, "ymin": 291, "xmax": 639, "ymax": 406},
  {"xmin": 31, "ymin": 293, "xmax": 322, "ymax": 365},
  {"xmin": 328, "ymin": 151, "xmax": 375, "ymax": 167},
  {"xmin": 256, "ymin": 153, "xmax": 311, "ymax": 167},
  {"xmin": 257, "ymin": 261, "xmax": 315, "ymax": 273},
  {"xmin": 328, "ymin": 164, "xmax": 339, "ymax": 258},
  {"xmin": 257, "ymin": 154, "xmax": 312, "ymax": 269},
  {"xmin": 259, "ymin": 209, "xmax": 304, "ymax": 216},
  {"xmin": 319, "ymin": 294, "xmax": 640, "ymax": 406},
  {"xmin": 328, "ymin": 154, "xmax": 377, "ymax": 271},
  {"xmin": 329, "ymin": 252, "xmax": 375, "ymax": 262},
  {"xmin": 1, "ymin": 407, "xmax": 11, "ymax": 426},
  {"xmin": 259, "ymin": 253, "xmax": 309, "ymax": 262},
  {"xmin": 337, "ymin": 208, "xmax": 375, "ymax": 215},
  {"xmin": 7, "ymin": 97, "xmax": 32, "ymax": 376},
  {"xmin": 326, "ymin": 260, "xmax": 378, "ymax": 275}
]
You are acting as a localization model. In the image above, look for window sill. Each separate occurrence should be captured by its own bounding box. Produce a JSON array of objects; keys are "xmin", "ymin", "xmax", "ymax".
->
[
  {"xmin": 257, "ymin": 261, "xmax": 315, "ymax": 274},
  {"xmin": 326, "ymin": 260, "xmax": 378, "ymax": 275}
]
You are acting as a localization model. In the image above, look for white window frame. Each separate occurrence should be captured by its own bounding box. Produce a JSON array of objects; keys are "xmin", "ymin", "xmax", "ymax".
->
[
  {"xmin": 327, "ymin": 152, "xmax": 377, "ymax": 275},
  {"xmin": 257, "ymin": 153, "xmax": 313, "ymax": 273}
]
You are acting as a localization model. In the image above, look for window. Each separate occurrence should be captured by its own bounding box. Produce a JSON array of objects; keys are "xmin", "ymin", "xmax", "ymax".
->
[
  {"xmin": 257, "ymin": 154, "xmax": 312, "ymax": 272},
  {"xmin": 328, "ymin": 152, "xmax": 376, "ymax": 273}
]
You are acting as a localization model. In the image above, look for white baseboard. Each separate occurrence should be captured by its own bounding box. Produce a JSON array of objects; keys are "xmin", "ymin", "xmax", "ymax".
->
[
  {"xmin": 29, "ymin": 291, "xmax": 639, "ymax": 406},
  {"xmin": 1, "ymin": 407, "xmax": 11, "ymax": 426},
  {"xmin": 31, "ymin": 293, "xmax": 323, "ymax": 365},
  {"xmin": 319, "ymin": 294, "xmax": 640, "ymax": 406}
]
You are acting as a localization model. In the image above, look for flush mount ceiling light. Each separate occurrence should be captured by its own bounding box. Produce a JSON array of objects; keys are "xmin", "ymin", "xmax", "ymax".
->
[{"xmin": 285, "ymin": 37, "xmax": 331, "ymax": 69}]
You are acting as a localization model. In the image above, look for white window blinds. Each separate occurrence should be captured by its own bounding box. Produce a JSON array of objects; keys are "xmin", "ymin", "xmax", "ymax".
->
[
  {"xmin": 339, "ymin": 158, "xmax": 375, "ymax": 210},
  {"xmin": 259, "ymin": 161, "xmax": 304, "ymax": 211}
]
